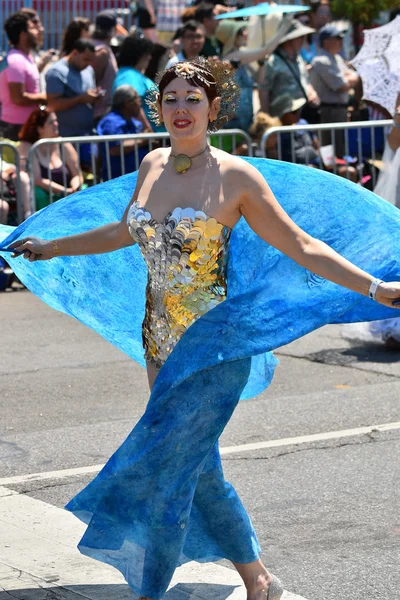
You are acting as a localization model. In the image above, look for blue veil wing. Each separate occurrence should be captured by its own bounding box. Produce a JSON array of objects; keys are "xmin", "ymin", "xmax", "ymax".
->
[{"xmin": 1, "ymin": 158, "xmax": 400, "ymax": 399}]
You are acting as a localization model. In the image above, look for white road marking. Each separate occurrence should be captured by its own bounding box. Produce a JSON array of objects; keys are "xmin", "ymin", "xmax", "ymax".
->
[
  {"xmin": 0, "ymin": 486, "xmax": 308, "ymax": 600},
  {"xmin": 219, "ymin": 420, "xmax": 400, "ymax": 455},
  {"xmin": 0, "ymin": 463, "xmax": 106, "ymax": 487},
  {"xmin": 0, "ymin": 420, "xmax": 399, "ymax": 487}
]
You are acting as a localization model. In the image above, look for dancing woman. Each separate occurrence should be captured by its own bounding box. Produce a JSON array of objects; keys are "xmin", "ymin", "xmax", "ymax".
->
[{"xmin": 4, "ymin": 60, "xmax": 400, "ymax": 600}]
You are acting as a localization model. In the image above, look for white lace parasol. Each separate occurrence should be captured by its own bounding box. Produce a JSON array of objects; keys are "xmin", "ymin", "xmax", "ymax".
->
[{"xmin": 351, "ymin": 16, "xmax": 400, "ymax": 116}]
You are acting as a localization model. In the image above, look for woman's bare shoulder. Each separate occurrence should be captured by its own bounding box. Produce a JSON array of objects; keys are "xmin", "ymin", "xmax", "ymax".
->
[
  {"xmin": 215, "ymin": 149, "xmax": 266, "ymax": 189},
  {"xmin": 141, "ymin": 146, "xmax": 169, "ymax": 166},
  {"xmin": 63, "ymin": 142, "xmax": 78, "ymax": 158}
]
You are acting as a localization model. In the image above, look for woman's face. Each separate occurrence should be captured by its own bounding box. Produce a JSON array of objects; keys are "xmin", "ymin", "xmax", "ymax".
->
[
  {"xmin": 292, "ymin": 35, "xmax": 306, "ymax": 53},
  {"xmin": 314, "ymin": 3, "xmax": 332, "ymax": 29},
  {"xmin": 38, "ymin": 112, "xmax": 59, "ymax": 138},
  {"xmin": 159, "ymin": 77, "xmax": 219, "ymax": 139},
  {"xmin": 80, "ymin": 27, "xmax": 90, "ymax": 40},
  {"xmin": 235, "ymin": 27, "xmax": 248, "ymax": 48},
  {"xmin": 124, "ymin": 94, "xmax": 142, "ymax": 118}
]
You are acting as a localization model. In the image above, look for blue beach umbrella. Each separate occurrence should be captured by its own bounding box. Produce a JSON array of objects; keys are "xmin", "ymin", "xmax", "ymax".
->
[{"xmin": 214, "ymin": 4, "xmax": 309, "ymax": 20}]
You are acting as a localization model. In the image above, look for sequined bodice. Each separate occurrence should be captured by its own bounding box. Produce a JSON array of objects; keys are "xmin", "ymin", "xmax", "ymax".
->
[{"xmin": 127, "ymin": 200, "xmax": 231, "ymax": 369}]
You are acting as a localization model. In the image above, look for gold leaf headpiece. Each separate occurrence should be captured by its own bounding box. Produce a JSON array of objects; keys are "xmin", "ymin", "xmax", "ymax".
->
[{"xmin": 145, "ymin": 57, "xmax": 240, "ymax": 132}]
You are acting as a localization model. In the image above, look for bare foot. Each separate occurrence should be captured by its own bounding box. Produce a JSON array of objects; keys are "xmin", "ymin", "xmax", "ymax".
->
[
  {"xmin": 246, "ymin": 572, "xmax": 273, "ymax": 600},
  {"xmin": 232, "ymin": 559, "xmax": 281, "ymax": 600}
]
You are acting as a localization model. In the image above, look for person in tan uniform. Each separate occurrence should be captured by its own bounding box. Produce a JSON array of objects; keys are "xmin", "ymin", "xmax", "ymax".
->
[{"xmin": 310, "ymin": 24, "xmax": 359, "ymax": 157}]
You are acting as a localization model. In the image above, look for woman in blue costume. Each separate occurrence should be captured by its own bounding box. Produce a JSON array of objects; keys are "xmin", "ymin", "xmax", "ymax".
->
[{"xmin": 3, "ymin": 59, "xmax": 400, "ymax": 600}]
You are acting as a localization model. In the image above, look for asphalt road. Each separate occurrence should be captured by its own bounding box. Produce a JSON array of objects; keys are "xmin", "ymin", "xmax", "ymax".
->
[{"xmin": 1, "ymin": 290, "xmax": 399, "ymax": 600}]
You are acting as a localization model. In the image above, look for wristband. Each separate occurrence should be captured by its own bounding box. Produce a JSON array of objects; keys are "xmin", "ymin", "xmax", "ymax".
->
[{"xmin": 368, "ymin": 278, "xmax": 383, "ymax": 301}]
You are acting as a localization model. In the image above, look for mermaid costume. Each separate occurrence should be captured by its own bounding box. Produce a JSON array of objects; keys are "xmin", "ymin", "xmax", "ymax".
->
[{"xmin": 1, "ymin": 158, "xmax": 400, "ymax": 598}]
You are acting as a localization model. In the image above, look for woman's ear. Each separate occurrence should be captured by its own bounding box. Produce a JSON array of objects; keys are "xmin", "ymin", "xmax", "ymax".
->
[
  {"xmin": 209, "ymin": 96, "xmax": 221, "ymax": 123},
  {"xmin": 156, "ymin": 93, "xmax": 164, "ymax": 124}
]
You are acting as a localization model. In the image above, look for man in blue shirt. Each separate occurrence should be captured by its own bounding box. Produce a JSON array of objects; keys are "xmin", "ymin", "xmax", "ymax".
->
[
  {"xmin": 46, "ymin": 39, "xmax": 100, "ymax": 138},
  {"xmin": 97, "ymin": 85, "xmax": 149, "ymax": 180}
]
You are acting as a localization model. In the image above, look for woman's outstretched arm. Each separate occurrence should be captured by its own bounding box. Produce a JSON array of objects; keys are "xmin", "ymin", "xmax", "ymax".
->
[
  {"xmin": 10, "ymin": 220, "xmax": 135, "ymax": 261},
  {"xmin": 235, "ymin": 161, "xmax": 400, "ymax": 308},
  {"xmin": 8, "ymin": 157, "xmax": 151, "ymax": 262}
]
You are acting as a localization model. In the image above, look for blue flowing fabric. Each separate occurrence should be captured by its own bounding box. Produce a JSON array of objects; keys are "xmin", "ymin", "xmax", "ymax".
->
[{"xmin": 1, "ymin": 158, "xmax": 400, "ymax": 598}]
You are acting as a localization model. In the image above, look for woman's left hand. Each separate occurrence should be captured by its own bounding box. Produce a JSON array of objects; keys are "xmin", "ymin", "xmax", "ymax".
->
[{"xmin": 375, "ymin": 282, "xmax": 400, "ymax": 308}]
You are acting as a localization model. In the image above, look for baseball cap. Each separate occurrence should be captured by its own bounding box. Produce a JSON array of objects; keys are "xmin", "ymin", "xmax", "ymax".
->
[
  {"xmin": 95, "ymin": 10, "xmax": 117, "ymax": 31},
  {"xmin": 319, "ymin": 24, "xmax": 346, "ymax": 44}
]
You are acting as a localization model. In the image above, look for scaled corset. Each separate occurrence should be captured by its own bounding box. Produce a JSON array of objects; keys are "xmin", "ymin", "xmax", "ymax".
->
[{"xmin": 127, "ymin": 201, "xmax": 232, "ymax": 368}]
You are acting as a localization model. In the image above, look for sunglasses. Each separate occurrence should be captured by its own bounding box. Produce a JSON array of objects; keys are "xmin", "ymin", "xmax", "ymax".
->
[{"xmin": 182, "ymin": 34, "xmax": 205, "ymax": 40}]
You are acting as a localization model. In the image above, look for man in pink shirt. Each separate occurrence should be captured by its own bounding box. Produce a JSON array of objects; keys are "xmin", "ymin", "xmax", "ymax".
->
[{"xmin": 0, "ymin": 12, "xmax": 47, "ymax": 141}]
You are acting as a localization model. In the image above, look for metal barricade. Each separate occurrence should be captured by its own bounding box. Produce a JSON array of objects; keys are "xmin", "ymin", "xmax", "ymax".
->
[
  {"xmin": 259, "ymin": 119, "xmax": 393, "ymax": 188},
  {"xmin": 0, "ymin": 142, "xmax": 23, "ymax": 225},
  {"xmin": 27, "ymin": 129, "xmax": 252, "ymax": 213},
  {"xmin": 0, "ymin": 1, "xmax": 132, "ymax": 55}
]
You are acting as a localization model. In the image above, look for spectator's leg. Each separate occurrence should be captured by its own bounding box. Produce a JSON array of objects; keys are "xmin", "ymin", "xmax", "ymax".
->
[
  {"xmin": 320, "ymin": 106, "xmax": 347, "ymax": 157},
  {"xmin": 319, "ymin": 106, "xmax": 332, "ymax": 149},
  {"xmin": 157, "ymin": 31, "xmax": 174, "ymax": 44},
  {"xmin": 143, "ymin": 28, "xmax": 158, "ymax": 42},
  {"xmin": 11, "ymin": 171, "xmax": 32, "ymax": 220},
  {"xmin": 0, "ymin": 199, "xmax": 9, "ymax": 225}
]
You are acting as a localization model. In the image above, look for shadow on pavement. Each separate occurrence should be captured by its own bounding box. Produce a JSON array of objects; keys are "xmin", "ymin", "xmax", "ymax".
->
[
  {"xmin": 0, "ymin": 583, "xmax": 240, "ymax": 600},
  {"xmin": 307, "ymin": 345, "xmax": 400, "ymax": 366}
]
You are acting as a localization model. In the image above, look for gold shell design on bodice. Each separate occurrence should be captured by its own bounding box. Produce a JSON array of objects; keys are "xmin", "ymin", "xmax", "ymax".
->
[{"xmin": 127, "ymin": 201, "xmax": 232, "ymax": 369}]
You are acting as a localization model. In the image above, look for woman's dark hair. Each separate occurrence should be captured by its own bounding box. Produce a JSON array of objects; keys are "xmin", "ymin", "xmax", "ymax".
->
[
  {"xmin": 19, "ymin": 106, "xmax": 51, "ymax": 144},
  {"xmin": 145, "ymin": 42, "xmax": 169, "ymax": 81},
  {"xmin": 181, "ymin": 8, "xmax": 197, "ymax": 24},
  {"xmin": 4, "ymin": 12, "xmax": 30, "ymax": 46},
  {"xmin": 61, "ymin": 17, "xmax": 90, "ymax": 56},
  {"xmin": 158, "ymin": 64, "xmax": 218, "ymax": 105},
  {"xmin": 309, "ymin": 1, "xmax": 321, "ymax": 13},
  {"xmin": 194, "ymin": 3, "xmax": 215, "ymax": 23},
  {"xmin": 118, "ymin": 34, "xmax": 154, "ymax": 68}
]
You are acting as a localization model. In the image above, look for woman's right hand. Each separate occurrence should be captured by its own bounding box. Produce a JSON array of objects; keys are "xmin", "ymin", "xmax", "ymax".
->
[{"xmin": 7, "ymin": 237, "xmax": 54, "ymax": 261}]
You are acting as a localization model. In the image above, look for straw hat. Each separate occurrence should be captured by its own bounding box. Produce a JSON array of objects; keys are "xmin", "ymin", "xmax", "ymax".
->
[
  {"xmin": 216, "ymin": 20, "xmax": 247, "ymax": 57},
  {"xmin": 278, "ymin": 19, "xmax": 315, "ymax": 44},
  {"xmin": 269, "ymin": 94, "xmax": 307, "ymax": 118}
]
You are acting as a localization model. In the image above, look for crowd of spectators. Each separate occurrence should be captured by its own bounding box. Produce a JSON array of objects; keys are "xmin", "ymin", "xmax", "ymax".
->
[{"xmin": 0, "ymin": 0, "xmax": 395, "ymax": 231}]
